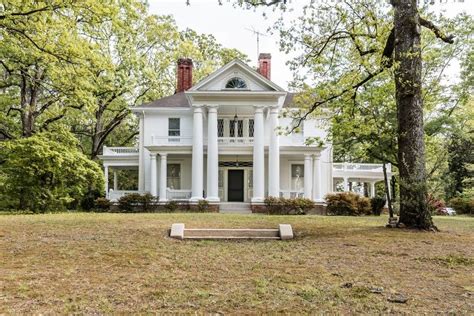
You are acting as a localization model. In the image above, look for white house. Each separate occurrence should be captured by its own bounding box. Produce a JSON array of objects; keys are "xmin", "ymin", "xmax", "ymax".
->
[{"xmin": 99, "ymin": 54, "xmax": 390, "ymax": 211}]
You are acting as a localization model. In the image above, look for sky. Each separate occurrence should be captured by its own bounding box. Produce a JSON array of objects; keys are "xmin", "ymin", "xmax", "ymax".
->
[{"xmin": 149, "ymin": 0, "xmax": 472, "ymax": 90}]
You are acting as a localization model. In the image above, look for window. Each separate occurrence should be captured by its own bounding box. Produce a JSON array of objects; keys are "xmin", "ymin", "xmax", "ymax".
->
[
  {"xmin": 225, "ymin": 77, "xmax": 247, "ymax": 89},
  {"xmin": 217, "ymin": 119, "xmax": 224, "ymax": 137},
  {"xmin": 168, "ymin": 118, "xmax": 180, "ymax": 136},
  {"xmin": 248, "ymin": 119, "xmax": 254, "ymax": 137},
  {"xmin": 167, "ymin": 164, "xmax": 181, "ymax": 189},
  {"xmin": 291, "ymin": 164, "xmax": 304, "ymax": 191}
]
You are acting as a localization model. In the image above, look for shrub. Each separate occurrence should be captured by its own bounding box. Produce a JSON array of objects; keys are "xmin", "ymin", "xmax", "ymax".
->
[
  {"xmin": 264, "ymin": 197, "xmax": 315, "ymax": 215},
  {"xmin": 118, "ymin": 193, "xmax": 144, "ymax": 212},
  {"xmin": 370, "ymin": 196, "xmax": 386, "ymax": 216},
  {"xmin": 164, "ymin": 200, "xmax": 178, "ymax": 212},
  {"xmin": 197, "ymin": 199, "xmax": 210, "ymax": 212},
  {"xmin": 449, "ymin": 197, "xmax": 474, "ymax": 215},
  {"xmin": 80, "ymin": 189, "xmax": 102, "ymax": 211},
  {"xmin": 141, "ymin": 193, "xmax": 155, "ymax": 211},
  {"xmin": 427, "ymin": 194, "xmax": 446, "ymax": 215},
  {"xmin": 95, "ymin": 197, "xmax": 111, "ymax": 212},
  {"xmin": 325, "ymin": 192, "xmax": 371, "ymax": 216}
]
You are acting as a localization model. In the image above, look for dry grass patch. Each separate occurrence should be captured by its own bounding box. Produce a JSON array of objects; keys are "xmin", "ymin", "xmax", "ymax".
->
[{"xmin": 0, "ymin": 213, "xmax": 473, "ymax": 313}]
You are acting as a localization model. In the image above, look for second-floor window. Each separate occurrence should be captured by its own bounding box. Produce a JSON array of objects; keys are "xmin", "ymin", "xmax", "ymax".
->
[
  {"xmin": 168, "ymin": 118, "xmax": 180, "ymax": 137},
  {"xmin": 218, "ymin": 119, "xmax": 224, "ymax": 137}
]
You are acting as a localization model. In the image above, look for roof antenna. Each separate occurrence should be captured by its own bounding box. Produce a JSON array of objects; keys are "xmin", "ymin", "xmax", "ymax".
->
[{"xmin": 245, "ymin": 26, "xmax": 268, "ymax": 58}]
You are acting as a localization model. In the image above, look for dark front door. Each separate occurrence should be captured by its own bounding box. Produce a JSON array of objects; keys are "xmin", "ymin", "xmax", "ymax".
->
[{"xmin": 228, "ymin": 170, "xmax": 244, "ymax": 202}]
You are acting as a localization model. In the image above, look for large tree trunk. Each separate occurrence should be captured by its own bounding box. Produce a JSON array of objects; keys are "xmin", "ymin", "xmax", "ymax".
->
[{"xmin": 392, "ymin": 0, "xmax": 433, "ymax": 229}]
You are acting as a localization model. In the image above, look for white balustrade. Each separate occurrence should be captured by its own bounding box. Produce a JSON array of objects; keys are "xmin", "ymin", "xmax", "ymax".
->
[
  {"xmin": 103, "ymin": 147, "xmax": 139, "ymax": 155},
  {"xmin": 166, "ymin": 189, "xmax": 192, "ymax": 200},
  {"xmin": 279, "ymin": 190, "xmax": 305, "ymax": 199}
]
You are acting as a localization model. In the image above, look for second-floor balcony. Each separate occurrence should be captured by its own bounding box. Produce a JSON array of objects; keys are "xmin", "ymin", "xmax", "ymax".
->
[{"xmin": 149, "ymin": 134, "xmax": 310, "ymax": 147}]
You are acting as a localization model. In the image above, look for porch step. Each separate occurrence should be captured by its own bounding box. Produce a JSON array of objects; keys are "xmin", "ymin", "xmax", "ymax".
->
[
  {"xmin": 219, "ymin": 202, "xmax": 252, "ymax": 214},
  {"xmin": 170, "ymin": 223, "xmax": 294, "ymax": 240},
  {"xmin": 185, "ymin": 228, "xmax": 279, "ymax": 238}
]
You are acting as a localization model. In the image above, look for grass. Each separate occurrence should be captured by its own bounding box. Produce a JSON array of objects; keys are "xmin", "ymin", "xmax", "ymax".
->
[{"xmin": 0, "ymin": 213, "xmax": 473, "ymax": 313}]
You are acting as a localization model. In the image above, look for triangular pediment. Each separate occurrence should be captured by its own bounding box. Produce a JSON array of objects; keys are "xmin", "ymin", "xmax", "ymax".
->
[{"xmin": 190, "ymin": 59, "xmax": 285, "ymax": 92}]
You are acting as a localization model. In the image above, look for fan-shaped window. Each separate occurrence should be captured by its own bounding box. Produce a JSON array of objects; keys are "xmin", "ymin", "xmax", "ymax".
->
[{"xmin": 225, "ymin": 77, "xmax": 247, "ymax": 89}]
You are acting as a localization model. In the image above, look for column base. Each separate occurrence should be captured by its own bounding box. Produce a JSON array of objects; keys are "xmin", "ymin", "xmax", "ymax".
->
[
  {"xmin": 159, "ymin": 198, "xmax": 168, "ymax": 202},
  {"xmin": 206, "ymin": 197, "xmax": 220, "ymax": 202},
  {"xmin": 190, "ymin": 197, "xmax": 204, "ymax": 202},
  {"xmin": 251, "ymin": 197, "xmax": 264, "ymax": 203}
]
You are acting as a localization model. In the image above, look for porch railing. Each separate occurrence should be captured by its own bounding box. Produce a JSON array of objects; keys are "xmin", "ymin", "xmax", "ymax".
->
[
  {"xmin": 280, "ymin": 190, "xmax": 305, "ymax": 199},
  {"xmin": 108, "ymin": 190, "xmax": 142, "ymax": 201},
  {"xmin": 166, "ymin": 189, "xmax": 192, "ymax": 200},
  {"xmin": 151, "ymin": 135, "xmax": 193, "ymax": 146},
  {"xmin": 103, "ymin": 147, "xmax": 139, "ymax": 155},
  {"xmin": 217, "ymin": 137, "xmax": 254, "ymax": 146},
  {"xmin": 333, "ymin": 162, "xmax": 391, "ymax": 173}
]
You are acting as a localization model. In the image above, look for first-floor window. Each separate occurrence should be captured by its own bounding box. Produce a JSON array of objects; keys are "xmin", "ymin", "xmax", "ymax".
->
[
  {"xmin": 167, "ymin": 164, "xmax": 181, "ymax": 189},
  {"xmin": 291, "ymin": 164, "xmax": 304, "ymax": 191}
]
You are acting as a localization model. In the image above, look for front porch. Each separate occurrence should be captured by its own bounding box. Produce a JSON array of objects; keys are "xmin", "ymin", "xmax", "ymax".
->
[{"xmin": 101, "ymin": 148, "xmax": 390, "ymax": 204}]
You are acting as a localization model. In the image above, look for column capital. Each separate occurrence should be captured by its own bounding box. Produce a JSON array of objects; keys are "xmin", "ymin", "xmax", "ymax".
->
[
  {"xmin": 193, "ymin": 106, "xmax": 203, "ymax": 112},
  {"xmin": 304, "ymin": 153, "xmax": 313, "ymax": 159},
  {"xmin": 159, "ymin": 153, "xmax": 167, "ymax": 158},
  {"xmin": 150, "ymin": 153, "xmax": 157, "ymax": 159},
  {"xmin": 254, "ymin": 105, "xmax": 264, "ymax": 113},
  {"xmin": 313, "ymin": 152, "xmax": 322, "ymax": 159},
  {"xmin": 269, "ymin": 106, "xmax": 279, "ymax": 114}
]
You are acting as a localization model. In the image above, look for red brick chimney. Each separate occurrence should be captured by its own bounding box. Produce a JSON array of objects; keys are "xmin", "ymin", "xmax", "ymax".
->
[
  {"xmin": 176, "ymin": 58, "xmax": 193, "ymax": 93},
  {"xmin": 257, "ymin": 53, "xmax": 271, "ymax": 80}
]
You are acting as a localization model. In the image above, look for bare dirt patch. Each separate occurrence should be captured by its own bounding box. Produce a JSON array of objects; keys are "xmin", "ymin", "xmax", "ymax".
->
[{"xmin": 0, "ymin": 213, "xmax": 473, "ymax": 313}]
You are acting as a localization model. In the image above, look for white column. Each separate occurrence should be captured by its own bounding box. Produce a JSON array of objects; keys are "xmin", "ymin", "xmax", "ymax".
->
[
  {"xmin": 150, "ymin": 153, "xmax": 157, "ymax": 197},
  {"xmin": 113, "ymin": 169, "xmax": 118, "ymax": 191},
  {"xmin": 252, "ymin": 106, "xmax": 265, "ymax": 202},
  {"xmin": 191, "ymin": 106, "xmax": 204, "ymax": 201},
  {"xmin": 304, "ymin": 154, "xmax": 313, "ymax": 199},
  {"xmin": 159, "ymin": 153, "xmax": 167, "ymax": 201},
  {"xmin": 104, "ymin": 165, "xmax": 109, "ymax": 199},
  {"xmin": 313, "ymin": 153, "xmax": 322, "ymax": 201},
  {"xmin": 268, "ymin": 107, "xmax": 280, "ymax": 197},
  {"xmin": 343, "ymin": 177, "xmax": 349, "ymax": 192},
  {"xmin": 138, "ymin": 113, "xmax": 145, "ymax": 191},
  {"xmin": 370, "ymin": 181, "xmax": 376, "ymax": 198},
  {"xmin": 207, "ymin": 106, "xmax": 219, "ymax": 201}
]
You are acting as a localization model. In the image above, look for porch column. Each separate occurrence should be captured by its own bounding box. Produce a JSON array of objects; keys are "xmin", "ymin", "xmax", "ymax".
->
[
  {"xmin": 113, "ymin": 169, "xmax": 118, "ymax": 191},
  {"xmin": 104, "ymin": 165, "xmax": 109, "ymax": 199},
  {"xmin": 138, "ymin": 112, "xmax": 145, "ymax": 191},
  {"xmin": 159, "ymin": 153, "xmax": 167, "ymax": 201},
  {"xmin": 150, "ymin": 153, "xmax": 157, "ymax": 197},
  {"xmin": 252, "ymin": 106, "xmax": 265, "ymax": 202},
  {"xmin": 206, "ymin": 106, "xmax": 219, "ymax": 201},
  {"xmin": 313, "ymin": 152, "xmax": 322, "ymax": 201},
  {"xmin": 343, "ymin": 177, "xmax": 349, "ymax": 192},
  {"xmin": 370, "ymin": 181, "xmax": 376, "ymax": 198},
  {"xmin": 191, "ymin": 106, "xmax": 204, "ymax": 200},
  {"xmin": 304, "ymin": 154, "xmax": 313, "ymax": 199},
  {"xmin": 268, "ymin": 106, "xmax": 280, "ymax": 197}
]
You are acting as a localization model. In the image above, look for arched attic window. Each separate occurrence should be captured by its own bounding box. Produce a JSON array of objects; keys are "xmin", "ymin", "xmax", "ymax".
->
[{"xmin": 225, "ymin": 77, "xmax": 247, "ymax": 89}]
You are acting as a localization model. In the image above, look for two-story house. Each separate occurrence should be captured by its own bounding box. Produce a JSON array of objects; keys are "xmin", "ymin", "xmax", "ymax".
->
[{"xmin": 100, "ymin": 54, "xmax": 390, "ymax": 211}]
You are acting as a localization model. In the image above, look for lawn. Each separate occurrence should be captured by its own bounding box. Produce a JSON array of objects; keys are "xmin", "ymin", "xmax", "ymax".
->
[{"xmin": 0, "ymin": 213, "xmax": 473, "ymax": 314}]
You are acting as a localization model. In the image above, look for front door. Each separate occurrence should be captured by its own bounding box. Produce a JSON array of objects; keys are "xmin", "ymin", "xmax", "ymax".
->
[{"xmin": 228, "ymin": 170, "xmax": 244, "ymax": 202}]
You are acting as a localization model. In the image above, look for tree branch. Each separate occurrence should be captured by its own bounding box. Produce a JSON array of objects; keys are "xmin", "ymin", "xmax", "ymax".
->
[
  {"xmin": 0, "ymin": 5, "xmax": 62, "ymax": 20},
  {"xmin": 420, "ymin": 17, "xmax": 455, "ymax": 44}
]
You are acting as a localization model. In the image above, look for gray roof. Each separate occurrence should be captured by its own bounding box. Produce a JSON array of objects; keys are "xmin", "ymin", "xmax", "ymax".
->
[
  {"xmin": 140, "ymin": 92, "xmax": 189, "ymax": 108},
  {"xmin": 137, "ymin": 92, "xmax": 297, "ymax": 109}
]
